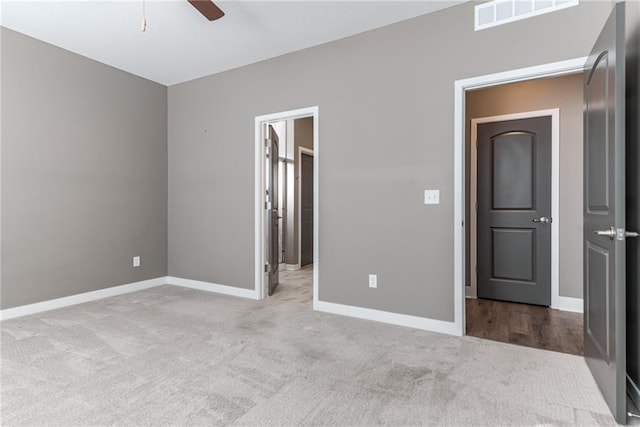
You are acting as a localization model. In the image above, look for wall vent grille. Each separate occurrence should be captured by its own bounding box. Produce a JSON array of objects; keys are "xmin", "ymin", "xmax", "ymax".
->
[{"xmin": 475, "ymin": 0, "xmax": 579, "ymax": 31}]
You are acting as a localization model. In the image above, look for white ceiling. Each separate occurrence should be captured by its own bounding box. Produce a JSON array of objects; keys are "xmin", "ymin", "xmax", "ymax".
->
[{"xmin": 0, "ymin": 0, "xmax": 465, "ymax": 86}]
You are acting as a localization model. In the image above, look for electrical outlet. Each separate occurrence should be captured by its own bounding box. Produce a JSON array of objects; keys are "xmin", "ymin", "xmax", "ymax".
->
[
  {"xmin": 424, "ymin": 189, "xmax": 440, "ymax": 205},
  {"xmin": 369, "ymin": 274, "xmax": 377, "ymax": 289},
  {"xmin": 133, "ymin": 256, "xmax": 141, "ymax": 267}
]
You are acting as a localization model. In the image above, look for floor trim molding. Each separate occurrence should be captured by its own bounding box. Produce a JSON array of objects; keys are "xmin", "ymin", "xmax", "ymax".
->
[
  {"xmin": 551, "ymin": 296, "xmax": 583, "ymax": 313},
  {"xmin": 314, "ymin": 300, "xmax": 460, "ymax": 336},
  {"xmin": 1, "ymin": 276, "xmax": 261, "ymax": 321},
  {"xmin": 167, "ymin": 276, "xmax": 259, "ymax": 300},
  {"xmin": 629, "ymin": 375, "xmax": 640, "ymax": 410},
  {"xmin": 0, "ymin": 277, "xmax": 167, "ymax": 321}
]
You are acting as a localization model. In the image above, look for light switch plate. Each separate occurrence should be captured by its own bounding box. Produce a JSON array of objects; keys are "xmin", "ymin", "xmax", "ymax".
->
[
  {"xmin": 424, "ymin": 190, "xmax": 440, "ymax": 205},
  {"xmin": 133, "ymin": 256, "xmax": 141, "ymax": 267}
]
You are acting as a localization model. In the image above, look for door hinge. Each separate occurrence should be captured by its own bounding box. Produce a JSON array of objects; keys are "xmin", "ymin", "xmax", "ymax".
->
[{"xmin": 264, "ymin": 262, "xmax": 269, "ymax": 273}]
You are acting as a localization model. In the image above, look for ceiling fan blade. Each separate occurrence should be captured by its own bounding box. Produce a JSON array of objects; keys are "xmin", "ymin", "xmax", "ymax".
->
[{"xmin": 187, "ymin": 0, "xmax": 225, "ymax": 21}]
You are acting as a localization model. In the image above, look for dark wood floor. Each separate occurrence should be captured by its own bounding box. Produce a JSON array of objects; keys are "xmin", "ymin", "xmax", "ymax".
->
[{"xmin": 466, "ymin": 298, "xmax": 583, "ymax": 356}]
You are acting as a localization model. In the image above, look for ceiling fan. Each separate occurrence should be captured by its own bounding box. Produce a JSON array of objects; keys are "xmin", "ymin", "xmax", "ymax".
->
[
  {"xmin": 141, "ymin": 0, "xmax": 224, "ymax": 32},
  {"xmin": 186, "ymin": 0, "xmax": 225, "ymax": 21}
]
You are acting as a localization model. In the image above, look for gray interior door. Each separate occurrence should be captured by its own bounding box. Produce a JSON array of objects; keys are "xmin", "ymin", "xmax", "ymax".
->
[
  {"xmin": 477, "ymin": 117, "xmax": 552, "ymax": 306},
  {"xmin": 583, "ymin": 3, "xmax": 627, "ymax": 423},
  {"xmin": 300, "ymin": 153, "xmax": 314, "ymax": 266},
  {"xmin": 267, "ymin": 125, "xmax": 279, "ymax": 296},
  {"xmin": 625, "ymin": 0, "xmax": 640, "ymax": 410}
]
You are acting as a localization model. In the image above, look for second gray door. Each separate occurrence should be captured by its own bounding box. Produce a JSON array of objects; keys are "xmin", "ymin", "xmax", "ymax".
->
[
  {"xmin": 267, "ymin": 125, "xmax": 279, "ymax": 296},
  {"xmin": 300, "ymin": 152, "xmax": 314, "ymax": 266},
  {"xmin": 477, "ymin": 116, "xmax": 552, "ymax": 306},
  {"xmin": 583, "ymin": 3, "xmax": 628, "ymax": 422}
]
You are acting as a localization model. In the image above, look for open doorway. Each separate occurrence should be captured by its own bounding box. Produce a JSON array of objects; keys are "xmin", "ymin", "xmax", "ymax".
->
[
  {"xmin": 463, "ymin": 73, "xmax": 584, "ymax": 356},
  {"xmin": 254, "ymin": 107, "xmax": 318, "ymax": 306}
]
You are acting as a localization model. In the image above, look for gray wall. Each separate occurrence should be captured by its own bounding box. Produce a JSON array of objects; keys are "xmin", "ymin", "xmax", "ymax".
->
[
  {"xmin": 1, "ymin": 28, "xmax": 168, "ymax": 309},
  {"xmin": 465, "ymin": 74, "xmax": 584, "ymax": 299},
  {"xmin": 167, "ymin": 1, "xmax": 614, "ymax": 321}
]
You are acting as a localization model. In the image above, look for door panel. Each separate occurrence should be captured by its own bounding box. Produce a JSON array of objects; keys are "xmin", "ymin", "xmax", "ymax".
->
[
  {"xmin": 492, "ymin": 228, "xmax": 535, "ymax": 282},
  {"xmin": 267, "ymin": 126, "xmax": 279, "ymax": 296},
  {"xmin": 583, "ymin": 3, "xmax": 626, "ymax": 423},
  {"xmin": 586, "ymin": 241, "xmax": 609, "ymax": 358},
  {"xmin": 477, "ymin": 117, "xmax": 551, "ymax": 306},
  {"xmin": 300, "ymin": 152, "xmax": 314, "ymax": 266},
  {"xmin": 586, "ymin": 54, "xmax": 610, "ymax": 212},
  {"xmin": 492, "ymin": 133, "xmax": 535, "ymax": 210}
]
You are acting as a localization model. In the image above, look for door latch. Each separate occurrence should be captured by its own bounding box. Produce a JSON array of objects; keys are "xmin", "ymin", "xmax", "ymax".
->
[{"xmin": 594, "ymin": 227, "xmax": 639, "ymax": 240}]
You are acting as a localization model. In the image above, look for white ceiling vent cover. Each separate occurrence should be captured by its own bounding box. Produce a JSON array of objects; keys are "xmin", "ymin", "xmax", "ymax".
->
[{"xmin": 475, "ymin": 0, "xmax": 579, "ymax": 31}]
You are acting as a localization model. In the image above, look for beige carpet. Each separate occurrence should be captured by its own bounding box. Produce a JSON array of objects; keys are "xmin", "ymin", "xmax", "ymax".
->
[{"xmin": 0, "ymin": 265, "xmax": 629, "ymax": 425}]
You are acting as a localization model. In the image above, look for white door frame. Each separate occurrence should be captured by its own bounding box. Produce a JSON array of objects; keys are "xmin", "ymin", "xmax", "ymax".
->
[
  {"xmin": 298, "ymin": 147, "xmax": 314, "ymax": 267},
  {"xmin": 254, "ymin": 106, "xmax": 319, "ymax": 302},
  {"xmin": 469, "ymin": 109, "xmax": 561, "ymax": 306},
  {"xmin": 453, "ymin": 57, "xmax": 586, "ymax": 336}
]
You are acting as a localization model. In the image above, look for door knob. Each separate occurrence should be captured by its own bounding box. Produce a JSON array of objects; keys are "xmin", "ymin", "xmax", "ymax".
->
[
  {"xmin": 626, "ymin": 231, "xmax": 639, "ymax": 238},
  {"xmin": 532, "ymin": 217, "xmax": 552, "ymax": 224},
  {"xmin": 594, "ymin": 227, "xmax": 616, "ymax": 240}
]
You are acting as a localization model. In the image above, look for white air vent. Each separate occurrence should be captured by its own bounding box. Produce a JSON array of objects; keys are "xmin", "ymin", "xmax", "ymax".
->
[{"xmin": 475, "ymin": 0, "xmax": 579, "ymax": 31}]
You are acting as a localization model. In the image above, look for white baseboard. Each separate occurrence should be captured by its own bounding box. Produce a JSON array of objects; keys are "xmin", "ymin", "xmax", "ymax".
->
[
  {"xmin": 167, "ymin": 276, "xmax": 259, "ymax": 300},
  {"xmin": 285, "ymin": 264, "xmax": 301, "ymax": 271},
  {"xmin": 1, "ymin": 276, "xmax": 259, "ymax": 321},
  {"xmin": 314, "ymin": 300, "xmax": 460, "ymax": 336},
  {"xmin": 551, "ymin": 296, "xmax": 583, "ymax": 313},
  {"xmin": 0, "ymin": 277, "xmax": 168, "ymax": 321},
  {"xmin": 629, "ymin": 375, "xmax": 640, "ymax": 410}
]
